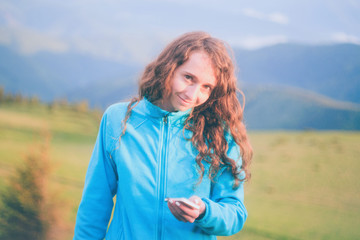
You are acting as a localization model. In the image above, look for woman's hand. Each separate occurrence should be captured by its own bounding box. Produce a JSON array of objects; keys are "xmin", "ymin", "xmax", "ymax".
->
[{"xmin": 167, "ymin": 196, "xmax": 206, "ymax": 223}]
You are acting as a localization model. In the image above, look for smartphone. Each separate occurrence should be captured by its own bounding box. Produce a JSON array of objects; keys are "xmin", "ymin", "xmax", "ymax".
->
[{"xmin": 164, "ymin": 197, "xmax": 200, "ymax": 210}]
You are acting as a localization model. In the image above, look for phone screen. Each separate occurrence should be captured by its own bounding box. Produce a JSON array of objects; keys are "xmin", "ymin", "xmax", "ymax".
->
[{"xmin": 165, "ymin": 198, "xmax": 200, "ymax": 210}]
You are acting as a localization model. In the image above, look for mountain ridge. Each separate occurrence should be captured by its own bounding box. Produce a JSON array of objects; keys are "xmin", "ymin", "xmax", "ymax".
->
[
  {"xmin": 234, "ymin": 43, "xmax": 360, "ymax": 104},
  {"xmin": 1, "ymin": 43, "xmax": 359, "ymax": 130}
]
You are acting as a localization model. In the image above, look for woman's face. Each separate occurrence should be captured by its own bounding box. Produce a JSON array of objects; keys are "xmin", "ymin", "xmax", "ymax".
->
[{"xmin": 161, "ymin": 51, "xmax": 217, "ymax": 112}]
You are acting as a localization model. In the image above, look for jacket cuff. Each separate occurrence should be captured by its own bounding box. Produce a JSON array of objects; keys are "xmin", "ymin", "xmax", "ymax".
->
[{"xmin": 195, "ymin": 197, "xmax": 211, "ymax": 225}]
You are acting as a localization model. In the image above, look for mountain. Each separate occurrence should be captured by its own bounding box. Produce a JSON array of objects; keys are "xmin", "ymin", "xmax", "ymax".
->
[
  {"xmin": 235, "ymin": 43, "xmax": 360, "ymax": 104},
  {"xmin": 65, "ymin": 76, "xmax": 138, "ymax": 109},
  {"xmin": 0, "ymin": 45, "xmax": 141, "ymax": 101},
  {"xmin": 0, "ymin": 46, "xmax": 57, "ymax": 100},
  {"xmin": 1, "ymin": 43, "xmax": 360, "ymax": 130}
]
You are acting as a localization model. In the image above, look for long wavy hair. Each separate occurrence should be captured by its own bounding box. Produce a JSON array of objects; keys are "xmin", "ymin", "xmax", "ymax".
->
[{"xmin": 121, "ymin": 31, "xmax": 252, "ymax": 188}]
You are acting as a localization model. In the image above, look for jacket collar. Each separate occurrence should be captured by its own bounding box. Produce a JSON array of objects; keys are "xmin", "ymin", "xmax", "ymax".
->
[{"xmin": 135, "ymin": 98, "xmax": 192, "ymax": 125}]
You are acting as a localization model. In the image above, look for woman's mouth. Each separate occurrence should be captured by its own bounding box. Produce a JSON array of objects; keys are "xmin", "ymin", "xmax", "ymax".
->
[{"xmin": 177, "ymin": 95, "xmax": 192, "ymax": 105}]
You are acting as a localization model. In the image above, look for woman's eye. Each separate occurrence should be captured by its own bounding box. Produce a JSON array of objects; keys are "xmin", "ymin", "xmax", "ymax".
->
[
  {"xmin": 203, "ymin": 85, "xmax": 212, "ymax": 91},
  {"xmin": 184, "ymin": 75, "xmax": 192, "ymax": 80}
]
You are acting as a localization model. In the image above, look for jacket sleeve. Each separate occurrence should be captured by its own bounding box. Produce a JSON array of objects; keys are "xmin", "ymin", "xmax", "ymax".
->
[
  {"xmin": 73, "ymin": 110, "xmax": 118, "ymax": 240},
  {"xmin": 195, "ymin": 139, "xmax": 247, "ymax": 236}
]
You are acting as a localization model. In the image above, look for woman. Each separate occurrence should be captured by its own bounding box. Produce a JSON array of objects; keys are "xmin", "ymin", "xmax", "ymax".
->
[{"xmin": 74, "ymin": 31, "xmax": 252, "ymax": 239}]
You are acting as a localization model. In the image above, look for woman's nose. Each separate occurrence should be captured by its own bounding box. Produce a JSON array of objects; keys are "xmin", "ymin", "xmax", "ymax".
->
[{"xmin": 185, "ymin": 85, "xmax": 200, "ymax": 101}]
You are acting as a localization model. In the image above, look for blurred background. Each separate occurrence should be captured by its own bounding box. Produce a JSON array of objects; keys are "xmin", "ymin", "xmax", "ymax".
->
[{"xmin": 0, "ymin": 0, "xmax": 359, "ymax": 239}]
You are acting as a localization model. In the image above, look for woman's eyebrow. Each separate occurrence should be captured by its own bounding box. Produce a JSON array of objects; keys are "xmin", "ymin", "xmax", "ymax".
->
[{"xmin": 183, "ymin": 71, "xmax": 197, "ymax": 80}]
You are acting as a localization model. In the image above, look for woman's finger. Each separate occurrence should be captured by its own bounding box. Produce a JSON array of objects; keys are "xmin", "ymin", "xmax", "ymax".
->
[
  {"xmin": 172, "ymin": 201, "xmax": 199, "ymax": 223},
  {"xmin": 167, "ymin": 200, "xmax": 187, "ymax": 222},
  {"xmin": 167, "ymin": 197, "xmax": 204, "ymax": 223}
]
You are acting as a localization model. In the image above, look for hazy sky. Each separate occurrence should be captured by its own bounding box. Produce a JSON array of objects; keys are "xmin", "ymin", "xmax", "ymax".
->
[{"xmin": 1, "ymin": 0, "xmax": 359, "ymax": 63}]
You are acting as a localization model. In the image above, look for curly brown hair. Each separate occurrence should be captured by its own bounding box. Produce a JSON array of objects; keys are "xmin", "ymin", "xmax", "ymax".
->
[{"xmin": 121, "ymin": 31, "xmax": 252, "ymax": 188}]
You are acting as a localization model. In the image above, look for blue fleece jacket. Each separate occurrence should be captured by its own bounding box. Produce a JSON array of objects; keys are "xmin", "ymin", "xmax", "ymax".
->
[{"xmin": 73, "ymin": 98, "xmax": 247, "ymax": 240}]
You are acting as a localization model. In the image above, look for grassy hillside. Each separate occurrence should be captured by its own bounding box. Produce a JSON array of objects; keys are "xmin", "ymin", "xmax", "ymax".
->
[
  {"xmin": 0, "ymin": 101, "xmax": 101, "ymax": 239},
  {"xmin": 222, "ymin": 131, "xmax": 360, "ymax": 240},
  {"xmin": 1, "ymin": 101, "xmax": 359, "ymax": 239},
  {"xmin": 243, "ymin": 85, "xmax": 360, "ymax": 130}
]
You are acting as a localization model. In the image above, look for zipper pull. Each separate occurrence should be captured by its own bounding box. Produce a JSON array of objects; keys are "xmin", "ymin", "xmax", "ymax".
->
[{"xmin": 163, "ymin": 115, "xmax": 168, "ymax": 124}]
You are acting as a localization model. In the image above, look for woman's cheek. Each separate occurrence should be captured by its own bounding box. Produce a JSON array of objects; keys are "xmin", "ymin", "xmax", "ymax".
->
[
  {"xmin": 199, "ymin": 93, "xmax": 210, "ymax": 105},
  {"xmin": 174, "ymin": 77, "xmax": 188, "ymax": 91}
]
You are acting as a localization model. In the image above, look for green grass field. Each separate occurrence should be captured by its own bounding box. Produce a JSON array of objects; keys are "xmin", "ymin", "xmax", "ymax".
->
[
  {"xmin": 1, "ymin": 102, "xmax": 359, "ymax": 239},
  {"xmin": 226, "ymin": 131, "xmax": 360, "ymax": 240}
]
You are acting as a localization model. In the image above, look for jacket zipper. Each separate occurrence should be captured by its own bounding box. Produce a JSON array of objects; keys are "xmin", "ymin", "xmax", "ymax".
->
[{"xmin": 157, "ymin": 115, "xmax": 169, "ymax": 240}]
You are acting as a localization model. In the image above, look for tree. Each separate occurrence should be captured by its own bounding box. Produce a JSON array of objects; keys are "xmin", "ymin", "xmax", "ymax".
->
[
  {"xmin": 0, "ymin": 133, "xmax": 53, "ymax": 240},
  {"xmin": 74, "ymin": 100, "xmax": 89, "ymax": 113},
  {"xmin": 0, "ymin": 86, "xmax": 4, "ymax": 102}
]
